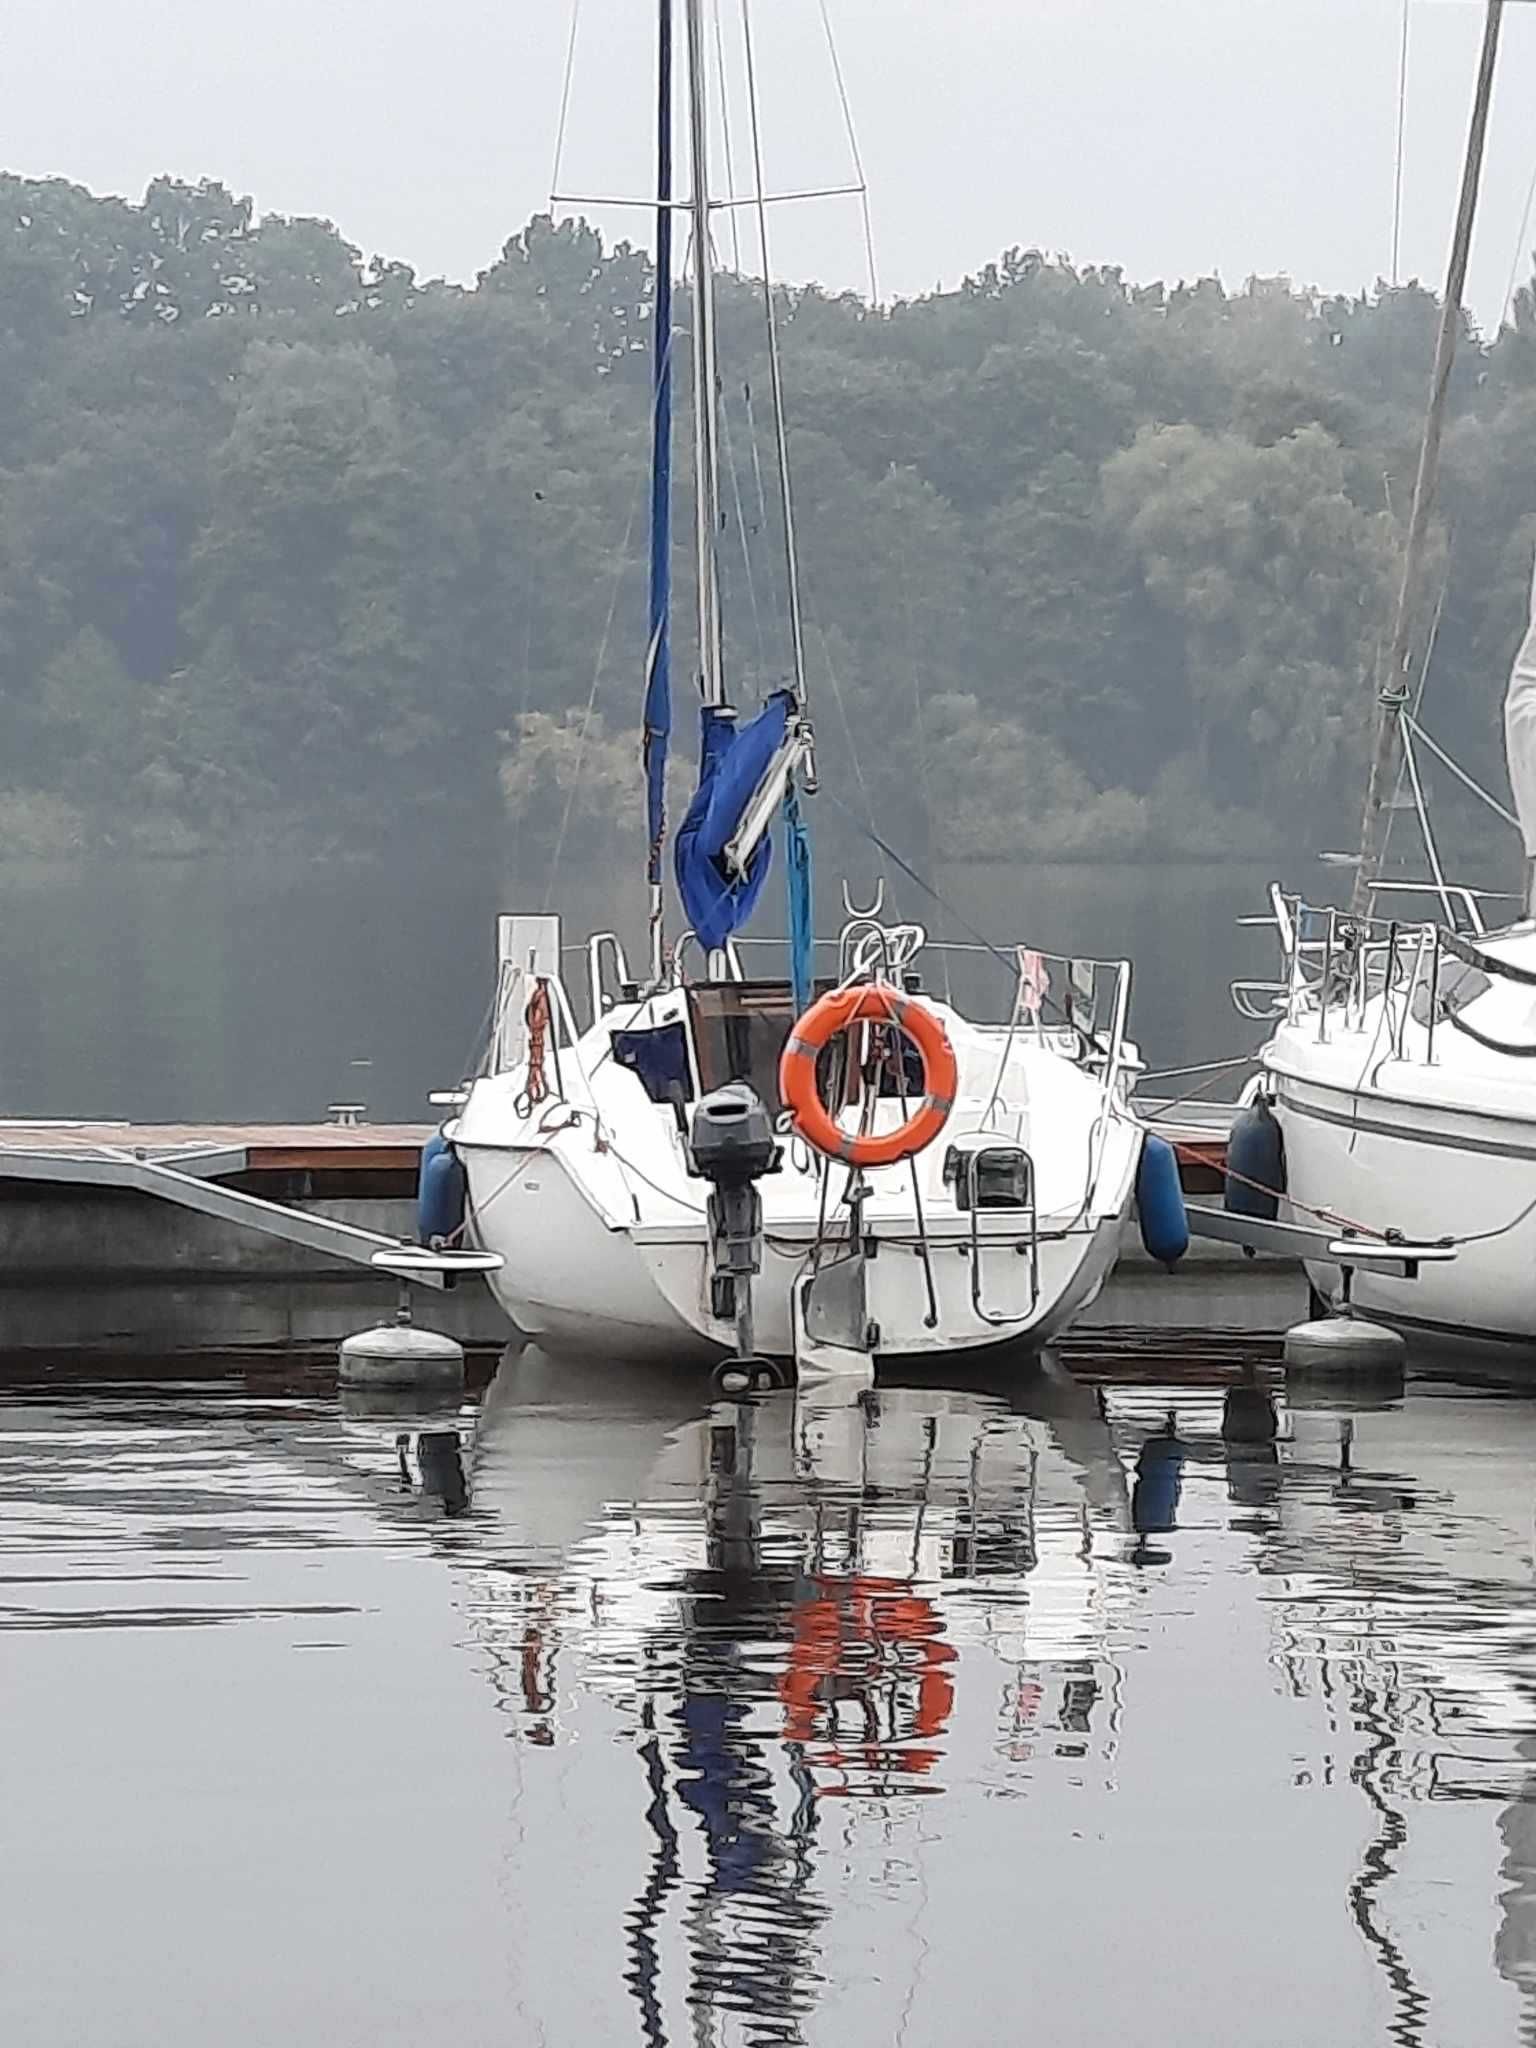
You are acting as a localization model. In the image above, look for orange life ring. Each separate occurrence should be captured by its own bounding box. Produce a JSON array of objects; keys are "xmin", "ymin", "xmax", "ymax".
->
[{"xmin": 778, "ymin": 984, "xmax": 958, "ymax": 1167}]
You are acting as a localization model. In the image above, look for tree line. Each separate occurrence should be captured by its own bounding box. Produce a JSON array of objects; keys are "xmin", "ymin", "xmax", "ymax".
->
[{"xmin": 0, "ymin": 171, "xmax": 1532, "ymax": 867}]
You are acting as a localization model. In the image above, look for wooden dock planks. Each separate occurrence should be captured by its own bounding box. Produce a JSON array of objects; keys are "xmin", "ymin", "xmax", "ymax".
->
[
  {"xmin": 0, "ymin": 1122, "xmax": 435, "ymax": 1175},
  {"xmin": 0, "ymin": 1103, "xmax": 1237, "ymax": 1185}
]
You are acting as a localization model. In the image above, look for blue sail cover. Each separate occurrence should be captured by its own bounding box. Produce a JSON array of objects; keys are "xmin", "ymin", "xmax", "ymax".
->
[
  {"xmin": 643, "ymin": 649, "xmax": 670, "ymax": 887},
  {"xmin": 674, "ymin": 692, "xmax": 791, "ymax": 950}
]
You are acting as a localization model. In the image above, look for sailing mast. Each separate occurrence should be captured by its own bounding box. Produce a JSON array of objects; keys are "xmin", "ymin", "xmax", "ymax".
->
[
  {"xmin": 684, "ymin": 0, "xmax": 726, "ymax": 713},
  {"xmin": 1350, "ymin": 0, "xmax": 1506, "ymax": 916},
  {"xmin": 670, "ymin": 0, "xmax": 815, "ymax": 971},
  {"xmin": 643, "ymin": 0, "xmax": 675, "ymax": 983}
]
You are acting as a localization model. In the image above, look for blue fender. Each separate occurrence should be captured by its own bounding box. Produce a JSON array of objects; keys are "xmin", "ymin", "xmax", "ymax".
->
[
  {"xmin": 1136, "ymin": 1133, "xmax": 1189, "ymax": 1268},
  {"xmin": 417, "ymin": 1133, "xmax": 467, "ymax": 1246},
  {"xmin": 1132, "ymin": 1431, "xmax": 1186, "ymax": 1534},
  {"xmin": 1225, "ymin": 1098, "xmax": 1285, "ymax": 1220}
]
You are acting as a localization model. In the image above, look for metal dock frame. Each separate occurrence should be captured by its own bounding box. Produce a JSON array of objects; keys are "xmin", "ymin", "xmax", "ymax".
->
[
  {"xmin": 0, "ymin": 1141, "xmax": 449, "ymax": 1288},
  {"xmin": 1186, "ymin": 1204, "xmax": 1456, "ymax": 1281}
]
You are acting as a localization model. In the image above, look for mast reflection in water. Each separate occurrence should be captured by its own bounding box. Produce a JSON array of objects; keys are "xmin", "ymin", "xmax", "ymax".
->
[
  {"xmin": 458, "ymin": 1360, "xmax": 1128, "ymax": 2045},
  {"xmin": 446, "ymin": 1354, "xmax": 1536, "ymax": 2047},
  {"xmin": 18, "ymin": 1353, "xmax": 1536, "ymax": 2041}
]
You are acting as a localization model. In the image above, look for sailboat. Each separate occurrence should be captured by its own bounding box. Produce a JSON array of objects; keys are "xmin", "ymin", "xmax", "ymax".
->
[
  {"xmin": 1240, "ymin": 0, "xmax": 1536, "ymax": 1347},
  {"xmin": 440, "ymin": 0, "xmax": 1146, "ymax": 1379}
]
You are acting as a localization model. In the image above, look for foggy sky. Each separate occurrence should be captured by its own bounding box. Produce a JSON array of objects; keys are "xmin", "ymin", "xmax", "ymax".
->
[{"xmin": 1, "ymin": 0, "xmax": 1534, "ymax": 329}]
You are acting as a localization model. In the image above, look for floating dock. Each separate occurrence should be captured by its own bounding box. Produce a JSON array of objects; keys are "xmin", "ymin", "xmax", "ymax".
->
[
  {"xmin": 0, "ymin": 1101, "xmax": 1302, "ymax": 1360},
  {"xmin": 0, "ymin": 1118, "xmax": 508, "ymax": 1358},
  {"xmin": 0, "ymin": 1117, "xmax": 429, "ymax": 1182}
]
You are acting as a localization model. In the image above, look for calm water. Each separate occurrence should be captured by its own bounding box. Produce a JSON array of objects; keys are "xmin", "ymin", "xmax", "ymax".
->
[
  {"xmin": 6, "ymin": 1348, "xmax": 1536, "ymax": 2046},
  {"xmin": 0, "ymin": 854, "xmax": 1291, "ymax": 1122}
]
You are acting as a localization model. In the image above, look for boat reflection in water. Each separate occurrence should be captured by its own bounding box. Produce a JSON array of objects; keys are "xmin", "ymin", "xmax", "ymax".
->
[
  {"xmin": 34, "ymin": 1343, "xmax": 1536, "ymax": 2042},
  {"xmin": 450, "ymin": 1352, "xmax": 1136, "ymax": 2043},
  {"xmin": 423, "ymin": 1349, "xmax": 1536, "ymax": 2047}
]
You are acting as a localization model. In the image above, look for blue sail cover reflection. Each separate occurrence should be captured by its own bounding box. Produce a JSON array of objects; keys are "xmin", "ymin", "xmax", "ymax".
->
[
  {"xmin": 438, "ymin": 1364, "xmax": 1536, "ymax": 2047},
  {"xmin": 455, "ymin": 1375, "xmax": 1132, "ymax": 2042}
]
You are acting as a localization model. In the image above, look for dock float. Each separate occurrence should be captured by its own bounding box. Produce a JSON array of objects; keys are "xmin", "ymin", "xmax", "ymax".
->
[
  {"xmin": 0, "ymin": 1119, "xmax": 436, "ymax": 1276},
  {"xmin": 0, "ymin": 1103, "xmax": 1276, "ymax": 1360},
  {"xmin": 0, "ymin": 1119, "xmax": 517, "ymax": 1359}
]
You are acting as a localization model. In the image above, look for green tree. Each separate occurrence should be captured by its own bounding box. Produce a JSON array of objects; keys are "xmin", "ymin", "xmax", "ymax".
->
[
  {"xmin": 1102, "ymin": 422, "xmax": 1396, "ymax": 826},
  {"xmin": 0, "ymin": 172, "xmax": 1529, "ymax": 873}
]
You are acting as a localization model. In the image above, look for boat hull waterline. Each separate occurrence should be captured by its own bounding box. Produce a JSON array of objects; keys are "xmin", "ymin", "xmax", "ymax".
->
[
  {"xmin": 1271, "ymin": 1066, "xmax": 1536, "ymax": 1347},
  {"xmin": 460, "ymin": 1135, "xmax": 1132, "ymax": 1364}
]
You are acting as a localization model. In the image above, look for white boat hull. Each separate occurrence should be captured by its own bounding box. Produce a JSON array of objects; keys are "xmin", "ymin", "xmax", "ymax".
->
[
  {"xmin": 1256, "ymin": 903, "xmax": 1536, "ymax": 1352},
  {"xmin": 1273, "ymin": 1068, "xmax": 1536, "ymax": 1346},
  {"xmin": 462, "ymin": 1137, "xmax": 1131, "ymax": 1366}
]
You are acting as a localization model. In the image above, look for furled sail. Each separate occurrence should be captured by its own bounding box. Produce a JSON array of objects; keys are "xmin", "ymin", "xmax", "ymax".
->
[
  {"xmin": 1503, "ymin": 553, "xmax": 1536, "ymax": 857},
  {"xmin": 675, "ymin": 693, "xmax": 792, "ymax": 950}
]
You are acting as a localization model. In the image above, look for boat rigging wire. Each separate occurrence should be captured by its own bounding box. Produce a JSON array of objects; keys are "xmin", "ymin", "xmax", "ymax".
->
[
  {"xmin": 742, "ymin": 0, "xmax": 811, "ymax": 712},
  {"xmin": 1140, "ymin": 1054, "xmax": 1258, "ymax": 1084},
  {"xmin": 1500, "ymin": 149, "xmax": 1536, "ymax": 327},
  {"xmin": 1399, "ymin": 718, "xmax": 1456, "ymax": 926},
  {"xmin": 711, "ymin": 0, "xmax": 746, "ymax": 274},
  {"xmin": 1137, "ymin": 1058, "xmax": 1261, "ymax": 1125},
  {"xmin": 1137, "ymin": 1053, "xmax": 1277, "ymax": 1145},
  {"xmin": 1400, "ymin": 712, "xmax": 1520, "ymax": 827},
  {"xmin": 1376, "ymin": 546, "xmax": 1448, "ymax": 881},
  {"xmin": 897, "ymin": 522, "xmax": 951, "ymax": 1002},
  {"xmin": 551, "ymin": 182, "xmax": 866, "ymax": 214},
  {"xmin": 507, "ymin": 612, "xmax": 536, "ymax": 886},
  {"xmin": 550, "ymin": 0, "xmax": 583, "ymax": 203},
  {"xmin": 824, "ymin": 789, "xmax": 1040, "ymax": 983},
  {"xmin": 708, "ymin": 9, "xmax": 785, "ymax": 680},
  {"xmin": 1391, "ymin": 0, "xmax": 1410, "ymax": 285},
  {"xmin": 816, "ymin": 0, "xmax": 879, "ymax": 305},
  {"xmin": 716, "ymin": 377, "xmax": 773, "ymax": 686},
  {"xmin": 542, "ymin": 471, "xmax": 645, "ymax": 909},
  {"xmin": 739, "ymin": 377, "xmax": 794, "ymax": 661},
  {"xmin": 823, "ymin": 789, "xmax": 1118, "ymax": 1060},
  {"xmin": 1351, "ymin": 0, "xmax": 1505, "ymax": 915},
  {"xmin": 812, "ymin": 625, "xmax": 880, "ymax": 838}
]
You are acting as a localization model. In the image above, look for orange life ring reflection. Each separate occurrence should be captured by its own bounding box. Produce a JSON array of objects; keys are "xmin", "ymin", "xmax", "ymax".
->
[{"xmin": 780, "ymin": 1574, "xmax": 956, "ymax": 1788}]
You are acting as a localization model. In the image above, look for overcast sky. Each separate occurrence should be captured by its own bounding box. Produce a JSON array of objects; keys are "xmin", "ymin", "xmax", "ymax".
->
[{"xmin": 2, "ymin": 0, "xmax": 1534, "ymax": 329}]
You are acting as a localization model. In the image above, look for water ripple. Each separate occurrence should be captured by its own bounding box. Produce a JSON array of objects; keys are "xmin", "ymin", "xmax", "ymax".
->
[{"xmin": 11, "ymin": 1359, "xmax": 1536, "ymax": 2045}]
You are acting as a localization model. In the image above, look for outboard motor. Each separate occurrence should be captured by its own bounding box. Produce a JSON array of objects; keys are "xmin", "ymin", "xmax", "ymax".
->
[{"xmin": 687, "ymin": 1083, "xmax": 782, "ymax": 1372}]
